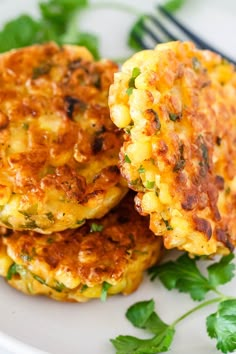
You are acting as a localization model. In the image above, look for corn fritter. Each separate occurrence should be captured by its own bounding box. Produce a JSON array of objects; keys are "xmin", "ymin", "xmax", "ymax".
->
[
  {"xmin": 0, "ymin": 193, "xmax": 162, "ymax": 302},
  {"xmin": 0, "ymin": 42, "xmax": 128, "ymax": 233},
  {"xmin": 109, "ymin": 41, "xmax": 236, "ymax": 256}
]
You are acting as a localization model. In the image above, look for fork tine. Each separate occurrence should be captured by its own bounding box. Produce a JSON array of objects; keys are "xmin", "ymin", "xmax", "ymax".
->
[
  {"xmin": 141, "ymin": 21, "xmax": 165, "ymax": 44},
  {"xmin": 158, "ymin": 5, "xmax": 236, "ymax": 65},
  {"xmin": 131, "ymin": 30, "xmax": 149, "ymax": 50},
  {"xmin": 149, "ymin": 14, "xmax": 179, "ymax": 42}
]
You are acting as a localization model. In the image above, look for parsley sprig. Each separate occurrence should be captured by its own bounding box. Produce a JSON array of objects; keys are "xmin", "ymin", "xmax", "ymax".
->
[{"xmin": 111, "ymin": 253, "xmax": 236, "ymax": 354}]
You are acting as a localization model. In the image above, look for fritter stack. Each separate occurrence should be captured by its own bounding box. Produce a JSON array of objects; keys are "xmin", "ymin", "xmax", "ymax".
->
[
  {"xmin": 109, "ymin": 41, "xmax": 236, "ymax": 256},
  {"xmin": 0, "ymin": 43, "xmax": 162, "ymax": 301}
]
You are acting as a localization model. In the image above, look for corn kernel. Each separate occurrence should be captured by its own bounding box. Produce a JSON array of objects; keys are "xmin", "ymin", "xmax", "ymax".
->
[
  {"xmin": 110, "ymin": 104, "xmax": 131, "ymax": 128},
  {"xmin": 126, "ymin": 141, "xmax": 152, "ymax": 164},
  {"xmin": 159, "ymin": 183, "xmax": 172, "ymax": 204},
  {"xmin": 142, "ymin": 192, "xmax": 161, "ymax": 213}
]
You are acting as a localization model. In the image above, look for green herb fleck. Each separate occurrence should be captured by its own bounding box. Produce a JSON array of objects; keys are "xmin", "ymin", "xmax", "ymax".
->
[
  {"xmin": 130, "ymin": 179, "xmax": 140, "ymax": 186},
  {"xmin": 126, "ymin": 67, "xmax": 141, "ymax": 95},
  {"xmin": 24, "ymin": 220, "xmax": 38, "ymax": 229},
  {"xmin": 80, "ymin": 284, "xmax": 89, "ymax": 293},
  {"xmin": 90, "ymin": 223, "xmax": 104, "ymax": 233},
  {"xmin": 2, "ymin": 219, "xmax": 13, "ymax": 228},
  {"xmin": 33, "ymin": 274, "xmax": 46, "ymax": 285},
  {"xmin": 192, "ymin": 56, "xmax": 201, "ymax": 71},
  {"xmin": 45, "ymin": 212, "xmax": 54, "ymax": 221},
  {"xmin": 76, "ymin": 219, "xmax": 85, "ymax": 225},
  {"xmin": 124, "ymin": 154, "xmax": 131, "ymax": 163},
  {"xmin": 225, "ymin": 187, "xmax": 231, "ymax": 195},
  {"xmin": 126, "ymin": 87, "xmax": 134, "ymax": 96},
  {"xmin": 20, "ymin": 252, "xmax": 32, "ymax": 262},
  {"xmin": 47, "ymin": 237, "xmax": 54, "ymax": 244},
  {"xmin": 101, "ymin": 281, "xmax": 112, "ymax": 302},
  {"xmin": 6, "ymin": 263, "xmax": 22, "ymax": 280},
  {"xmin": 22, "ymin": 122, "xmax": 29, "ymax": 130},
  {"xmin": 138, "ymin": 165, "xmax": 145, "ymax": 173},
  {"xmin": 53, "ymin": 281, "xmax": 66, "ymax": 292},
  {"xmin": 145, "ymin": 181, "xmax": 155, "ymax": 189},
  {"xmin": 169, "ymin": 112, "xmax": 182, "ymax": 122},
  {"xmin": 162, "ymin": 219, "xmax": 173, "ymax": 231},
  {"xmin": 32, "ymin": 62, "xmax": 52, "ymax": 79}
]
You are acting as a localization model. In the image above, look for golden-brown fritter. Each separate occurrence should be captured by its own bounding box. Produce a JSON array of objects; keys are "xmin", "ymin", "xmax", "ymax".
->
[
  {"xmin": 109, "ymin": 41, "xmax": 236, "ymax": 256},
  {"xmin": 0, "ymin": 42, "xmax": 127, "ymax": 233},
  {"xmin": 0, "ymin": 193, "xmax": 162, "ymax": 302}
]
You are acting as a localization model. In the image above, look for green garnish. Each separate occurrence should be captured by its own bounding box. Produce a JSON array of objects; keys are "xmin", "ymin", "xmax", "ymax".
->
[
  {"xmin": 90, "ymin": 223, "xmax": 104, "ymax": 233},
  {"xmin": 45, "ymin": 212, "xmax": 54, "ymax": 221},
  {"xmin": 53, "ymin": 281, "xmax": 66, "ymax": 292},
  {"xmin": 162, "ymin": 0, "xmax": 187, "ymax": 12},
  {"xmin": 124, "ymin": 154, "xmax": 131, "ymax": 163},
  {"xmin": 129, "ymin": 178, "xmax": 141, "ymax": 187},
  {"xmin": 0, "ymin": 0, "xmax": 100, "ymax": 59},
  {"xmin": 33, "ymin": 274, "xmax": 46, "ymax": 285},
  {"xmin": 80, "ymin": 284, "xmax": 89, "ymax": 293},
  {"xmin": 24, "ymin": 220, "xmax": 38, "ymax": 229},
  {"xmin": 22, "ymin": 122, "xmax": 29, "ymax": 130},
  {"xmin": 192, "ymin": 56, "xmax": 201, "ymax": 71},
  {"xmin": 76, "ymin": 219, "xmax": 85, "ymax": 225},
  {"xmin": 47, "ymin": 237, "xmax": 54, "ymax": 244},
  {"xmin": 101, "ymin": 281, "xmax": 112, "ymax": 302},
  {"xmin": 32, "ymin": 62, "xmax": 52, "ymax": 79},
  {"xmin": 126, "ymin": 67, "xmax": 141, "ymax": 95},
  {"xmin": 162, "ymin": 219, "xmax": 173, "ymax": 231},
  {"xmin": 111, "ymin": 254, "xmax": 236, "ymax": 354},
  {"xmin": 20, "ymin": 252, "xmax": 33, "ymax": 262},
  {"xmin": 169, "ymin": 112, "xmax": 181, "ymax": 122},
  {"xmin": 145, "ymin": 181, "xmax": 155, "ymax": 189},
  {"xmin": 6, "ymin": 263, "xmax": 22, "ymax": 280},
  {"xmin": 19, "ymin": 204, "xmax": 38, "ymax": 218},
  {"xmin": 138, "ymin": 165, "xmax": 145, "ymax": 173}
]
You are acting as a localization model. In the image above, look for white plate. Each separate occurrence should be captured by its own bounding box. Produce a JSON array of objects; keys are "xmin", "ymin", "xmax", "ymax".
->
[{"xmin": 0, "ymin": 1, "xmax": 235, "ymax": 354}]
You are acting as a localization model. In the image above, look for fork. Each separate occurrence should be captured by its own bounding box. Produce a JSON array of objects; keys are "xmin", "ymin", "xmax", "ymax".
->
[{"xmin": 130, "ymin": 5, "xmax": 236, "ymax": 66}]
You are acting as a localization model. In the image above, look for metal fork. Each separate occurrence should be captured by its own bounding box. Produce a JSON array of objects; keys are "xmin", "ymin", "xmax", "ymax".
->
[{"xmin": 130, "ymin": 5, "xmax": 236, "ymax": 66}]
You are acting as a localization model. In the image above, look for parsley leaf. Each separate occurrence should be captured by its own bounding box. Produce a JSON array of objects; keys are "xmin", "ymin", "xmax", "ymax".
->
[
  {"xmin": 162, "ymin": 0, "xmax": 186, "ymax": 12},
  {"xmin": 111, "ymin": 327, "xmax": 175, "ymax": 354},
  {"xmin": 0, "ymin": 15, "xmax": 40, "ymax": 53},
  {"xmin": 206, "ymin": 299, "xmax": 236, "ymax": 353},
  {"xmin": 148, "ymin": 253, "xmax": 211, "ymax": 301},
  {"xmin": 0, "ymin": 0, "xmax": 100, "ymax": 59},
  {"xmin": 208, "ymin": 254, "xmax": 235, "ymax": 288},
  {"xmin": 111, "ymin": 299, "xmax": 175, "ymax": 354},
  {"xmin": 126, "ymin": 299, "xmax": 155, "ymax": 329},
  {"xmin": 112, "ymin": 254, "xmax": 236, "ymax": 354}
]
